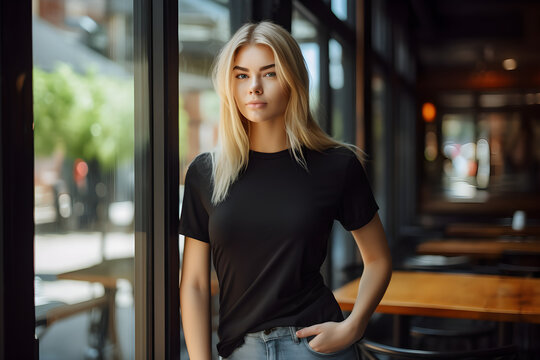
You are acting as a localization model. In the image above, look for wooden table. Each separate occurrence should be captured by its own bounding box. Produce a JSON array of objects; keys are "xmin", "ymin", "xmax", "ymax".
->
[
  {"xmin": 334, "ymin": 271, "xmax": 540, "ymax": 323},
  {"xmin": 58, "ymin": 257, "xmax": 135, "ymax": 287},
  {"xmin": 58, "ymin": 256, "xmax": 219, "ymax": 293},
  {"xmin": 334, "ymin": 271, "xmax": 540, "ymax": 346},
  {"xmin": 58, "ymin": 257, "xmax": 135, "ymax": 360},
  {"xmin": 445, "ymin": 223, "xmax": 540, "ymax": 238},
  {"xmin": 417, "ymin": 239, "xmax": 540, "ymax": 259},
  {"xmin": 58, "ymin": 257, "xmax": 219, "ymax": 358}
]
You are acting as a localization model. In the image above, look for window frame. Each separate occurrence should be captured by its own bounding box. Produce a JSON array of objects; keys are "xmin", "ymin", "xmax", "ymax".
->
[
  {"xmin": 134, "ymin": 0, "xmax": 180, "ymax": 358},
  {"xmin": 0, "ymin": 0, "xmax": 37, "ymax": 358}
]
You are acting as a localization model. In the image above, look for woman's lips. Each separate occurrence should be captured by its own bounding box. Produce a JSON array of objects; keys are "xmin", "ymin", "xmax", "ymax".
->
[{"xmin": 246, "ymin": 102, "xmax": 267, "ymax": 108}]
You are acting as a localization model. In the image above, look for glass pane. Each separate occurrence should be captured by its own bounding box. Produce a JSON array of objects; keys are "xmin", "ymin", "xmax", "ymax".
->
[
  {"xmin": 372, "ymin": 68, "xmax": 388, "ymax": 224},
  {"xmin": 178, "ymin": 1, "xmax": 230, "ymax": 359},
  {"xmin": 292, "ymin": 8, "xmax": 320, "ymax": 122},
  {"xmin": 331, "ymin": 0, "xmax": 348, "ymax": 21},
  {"xmin": 33, "ymin": 1, "xmax": 135, "ymax": 358},
  {"xmin": 329, "ymin": 38, "xmax": 345, "ymax": 140},
  {"xmin": 371, "ymin": 0, "xmax": 391, "ymax": 60},
  {"xmin": 394, "ymin": 27, "xmax": 415, "ymax": 83}
]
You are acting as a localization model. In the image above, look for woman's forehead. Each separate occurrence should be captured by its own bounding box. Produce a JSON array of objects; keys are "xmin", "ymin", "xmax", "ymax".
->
[{"xmin": 233, "ymin": 44, "xmax": 275, "ymax": 66}]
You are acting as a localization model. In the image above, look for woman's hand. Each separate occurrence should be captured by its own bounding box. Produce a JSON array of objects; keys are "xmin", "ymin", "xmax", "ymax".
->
[{"xmin": 295, "ymin": 321, "xmax": 361, "ymax": 354}]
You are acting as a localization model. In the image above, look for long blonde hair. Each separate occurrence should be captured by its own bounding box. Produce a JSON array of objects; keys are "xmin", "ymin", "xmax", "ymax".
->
[{"xmin": 209, "ymin": 21, "xmax": 364, "ymax": 205}]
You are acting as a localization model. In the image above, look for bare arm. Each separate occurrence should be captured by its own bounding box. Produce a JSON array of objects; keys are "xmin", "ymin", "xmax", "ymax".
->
[
  {"xmin": 180, "ymin": 236, "xmax": 212, "ymax": 360},
  {"xmin": 341, "ymin": 212, "xmax": 392, "ymax": 339},
  {"xmin": 296, "ymin": 212, "xmax": 392, "ymax": 353}
]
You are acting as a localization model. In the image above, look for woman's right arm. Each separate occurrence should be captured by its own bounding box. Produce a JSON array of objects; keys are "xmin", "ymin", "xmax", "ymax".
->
[{"xmin": 180, "ymin": 236, "xmax": 212, "ymax": 360}]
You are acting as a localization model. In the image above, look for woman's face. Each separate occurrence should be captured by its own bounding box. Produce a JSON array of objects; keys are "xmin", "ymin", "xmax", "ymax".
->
[{"xmin": 232, "ymin": 44, "xmax": 289, "ymax": 124}]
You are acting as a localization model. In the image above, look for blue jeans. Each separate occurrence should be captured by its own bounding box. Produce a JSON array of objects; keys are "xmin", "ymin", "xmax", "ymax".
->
[{"xmin": 219, "ymin": 326, "xmax": 359, "ymax": 360}]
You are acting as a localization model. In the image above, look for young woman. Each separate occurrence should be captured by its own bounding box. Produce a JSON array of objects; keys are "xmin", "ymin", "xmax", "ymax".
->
[{"xmin": 179, "ymin": 21, "xmax": 392, "ymax": 360}]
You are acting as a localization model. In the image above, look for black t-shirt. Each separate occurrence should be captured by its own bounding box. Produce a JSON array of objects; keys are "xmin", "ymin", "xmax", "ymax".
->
[{"xmin": 179, "ymin": 145, "xmax": 379, "ymax": 358}]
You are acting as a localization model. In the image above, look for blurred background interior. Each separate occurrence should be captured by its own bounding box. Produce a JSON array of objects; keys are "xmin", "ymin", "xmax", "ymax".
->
[{"xmin": 18, "ymin": 0, "xmax": 540, "ymax": 358}]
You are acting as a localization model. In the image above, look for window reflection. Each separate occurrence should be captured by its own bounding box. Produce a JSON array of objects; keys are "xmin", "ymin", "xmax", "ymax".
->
[
  {"xmin": 292, "ymin": 9, "xmax": 320, "ymax": 117},
  {"xmin": 372, "ymin": 69, "xmax": 387, "ymax": 224},
  {"xmin": 329, "ymin": 38, "xmax": 345, "ymax": 140},
  {"xmin": 331, "ymin": 0, "xmax": 348, "ymax": 21},
  {"xmin": 372, "ymin": 0, "xmax": 391, "ymax": 60},
  {"xmin": 33, "ymin": 0, "xmax": 134, "ymax": 358}
]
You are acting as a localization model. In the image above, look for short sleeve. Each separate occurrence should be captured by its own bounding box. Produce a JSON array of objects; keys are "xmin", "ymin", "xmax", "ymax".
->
[
  {"xmin": 178, "ymin": 161, "xmax": 210, "ymax": 243},
  {"xmin": 335, "ymin": 155, "xmax": 379, "ymax": 231}
]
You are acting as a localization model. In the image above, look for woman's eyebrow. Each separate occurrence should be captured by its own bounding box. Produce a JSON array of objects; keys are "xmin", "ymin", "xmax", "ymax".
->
[{"xmin": 233, "ymin": 64, "xmax": 275, "ymax": 71}]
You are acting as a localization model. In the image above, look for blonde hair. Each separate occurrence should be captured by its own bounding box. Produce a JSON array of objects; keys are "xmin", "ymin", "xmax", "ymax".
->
[{"xmin": 209, "ymin": 21, "xmax": 364, "ymax": 205}]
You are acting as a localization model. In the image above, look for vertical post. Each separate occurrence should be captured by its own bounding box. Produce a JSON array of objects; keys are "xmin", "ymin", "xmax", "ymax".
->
[
  {"xmin": 134, "ymin": 0, "xmax": 179, "ymax": 358},
  {"xmin": 152, "ymin": 0, "xmax": 180, "ymax": 358},
  {"xmin": 0, "ymin": 1, "xmax": 36, "ymax": 359},
  {"xmin": 134, "ymin": 0, "xmax": 152, "ymax": 356}
]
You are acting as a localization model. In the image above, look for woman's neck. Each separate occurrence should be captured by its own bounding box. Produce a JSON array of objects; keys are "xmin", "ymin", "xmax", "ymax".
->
[{"xmin": 248, "ymin": 118, "xmax": 289, "ymax": 153}]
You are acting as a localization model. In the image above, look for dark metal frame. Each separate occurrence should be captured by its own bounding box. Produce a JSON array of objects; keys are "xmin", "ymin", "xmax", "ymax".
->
[
  {"xmin": 134, "ymin": 0, "xmax": 179, "ymax": 358},
  {"xmin": 0, "ymin": 0, "xmax": 37, "ymax": 359}
]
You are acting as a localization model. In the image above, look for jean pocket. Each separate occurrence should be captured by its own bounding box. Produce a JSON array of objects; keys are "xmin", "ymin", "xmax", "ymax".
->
[{"xmin": 302, "ymin": 336, "xmax": 352, "ymax": 357}]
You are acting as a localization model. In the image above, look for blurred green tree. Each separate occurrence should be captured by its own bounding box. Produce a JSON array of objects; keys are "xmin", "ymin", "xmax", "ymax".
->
[
  {"xmin": 33, "ymin": 64, "xmax": 134, "ymax": 169},
  {"xmin": 35, "ymin": 63, "xmax": 190, "ymax": 168}
]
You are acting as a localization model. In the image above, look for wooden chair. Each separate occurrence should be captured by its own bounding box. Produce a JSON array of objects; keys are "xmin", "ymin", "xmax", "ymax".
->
[
  {"xmin": 497, "ymin": 250, "xmax": 540, "ymax": 278},
  {"xmin": 410, "ymin": 317, "xmax": 496, "ymax": 351},
  {"xmin": 359, "ymin": 339, "xmax": 518, "ymax": 359},
  {"xmin": 35, "ymin": 296, "xmax": 108, "ymax": 338},
  {"xmin": 34, "ymin": 274, "xmax": 118, "ymax": 359}
]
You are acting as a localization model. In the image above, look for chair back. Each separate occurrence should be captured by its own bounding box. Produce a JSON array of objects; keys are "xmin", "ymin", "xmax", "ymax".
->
[{"xmin": 359, "ymin": 339, "xmax": 518, "ymax": 360}]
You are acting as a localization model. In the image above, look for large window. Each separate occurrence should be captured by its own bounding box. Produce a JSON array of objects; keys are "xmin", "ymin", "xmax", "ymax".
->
[
  {"xmin": 4, "ymin": 0, "xmax": 178, "ymax": 358},
  {"xmin": 33, "ymin": 1, "xmax": 135, "ymax": 358}
]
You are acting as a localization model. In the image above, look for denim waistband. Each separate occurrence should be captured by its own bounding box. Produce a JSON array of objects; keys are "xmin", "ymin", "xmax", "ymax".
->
[{"xmin": 245, "ymin": 326, "xmax": 304, "ymax": 343}]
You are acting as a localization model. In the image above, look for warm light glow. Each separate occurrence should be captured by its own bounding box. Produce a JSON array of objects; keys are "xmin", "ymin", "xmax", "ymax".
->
[
  {"xmin": 502, "ymin": 58, "xmax": 517, "ymax": 71},
  {"xmin": 422, "ymin": 102, "xmax": 436, "ymax": 122}
]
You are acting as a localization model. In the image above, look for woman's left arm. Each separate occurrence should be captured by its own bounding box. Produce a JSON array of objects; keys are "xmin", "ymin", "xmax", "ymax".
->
[{"xmin": 296, "ymin": 212, "xmax": 392, "ymax": 353}]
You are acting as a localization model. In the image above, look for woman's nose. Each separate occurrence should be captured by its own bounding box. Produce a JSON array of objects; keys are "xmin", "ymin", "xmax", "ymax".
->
[{"xmin": 249, "ymin": 78, "xmax": 263, "ymax": 94}]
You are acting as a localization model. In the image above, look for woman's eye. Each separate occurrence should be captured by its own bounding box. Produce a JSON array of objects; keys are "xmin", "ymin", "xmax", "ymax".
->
[
  {"xmin": 236, "ymin": 74, "xmax": 248, "ymax": 79},
  {"xmin": 265, "ymin": 72, "xmax": 277, "ymax": 77}
]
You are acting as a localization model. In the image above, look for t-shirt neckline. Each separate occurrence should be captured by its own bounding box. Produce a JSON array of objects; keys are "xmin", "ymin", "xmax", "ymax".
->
[{"xmin": 249, "ymin": 147, "xmax": 292, "ymax": 159}]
